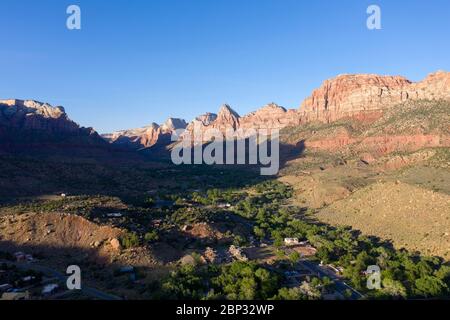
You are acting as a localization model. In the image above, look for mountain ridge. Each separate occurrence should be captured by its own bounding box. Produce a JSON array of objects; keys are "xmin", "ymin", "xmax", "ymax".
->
[{"xmin": 2, "ymin": 70, "xmax": 449, "ymax": 152}]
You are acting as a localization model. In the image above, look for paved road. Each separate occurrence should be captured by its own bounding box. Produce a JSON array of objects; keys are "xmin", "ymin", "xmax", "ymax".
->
[
  {"xmin": 1, "ymin": 260, "xmax": 121, "ymax": 300},
  {"xmin": 298, "ymin": 260, "xmax": 364, "ymax": 300}
]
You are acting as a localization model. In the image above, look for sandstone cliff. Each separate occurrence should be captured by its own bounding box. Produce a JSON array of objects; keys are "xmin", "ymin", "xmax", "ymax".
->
[
  {"xmin": 177, "ymin": 71, "xmax": 449, "ymax": 146},
  {"xmin": 299, "ymin": 71, "xmax": 450, "ymax": 123},
  {"xmin": 103, "ymin": 117, "xmax": 187, "ymax": 149},
  {"xmin": 0, "ymin": 99, "xmax": 105, "ymax": 149}
]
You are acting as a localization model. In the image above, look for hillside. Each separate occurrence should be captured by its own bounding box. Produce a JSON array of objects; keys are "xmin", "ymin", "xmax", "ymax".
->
[{"xmin": 278, "ymin": 100, "xmax": 450, "ymax": 259}]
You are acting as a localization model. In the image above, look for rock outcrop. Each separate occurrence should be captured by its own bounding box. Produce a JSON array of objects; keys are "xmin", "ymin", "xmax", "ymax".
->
[
  {"xmin": 178, "ymin": 71, "xmax": 450, "ymax": 145},
  {"xmin": 299, "ymin": 71, "xmax": 450, "ymax": 123},
  {"xmin": 1, "ymin": 99, "xmax": 80, "ymax": 132},
  {"xmin": 8, "ymin": 71, "xmax": 447, "ymax": 155},
  {"xmin": 182, "ymin": 103, "xmax": 301, "ymax": 142},
  {"xmin": 103, "ymin": 117, "xmax": 187, "ymax": 149},
  {"xmin": 240, "ymin": 103, "xmax": 301, "ymax": 130},
  {"xmin": 0, "ymin": 99, "xmax": 104, "ymax": 149}
]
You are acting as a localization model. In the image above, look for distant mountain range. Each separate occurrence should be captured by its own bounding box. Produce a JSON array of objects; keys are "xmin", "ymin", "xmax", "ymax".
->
[{"xmin": 1, "ymin": 70, "xmax": 449, "ymax": 153}]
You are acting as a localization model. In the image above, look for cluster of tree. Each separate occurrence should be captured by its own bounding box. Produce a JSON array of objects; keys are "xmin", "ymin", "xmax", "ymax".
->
[
  {"xmin": 191, "ymin": 188, "xmax": 246, "ymax": 206},
  {"xmin": 120, "ymin": 232, "xmax": 140, "ymax": 249},
  {"xmin": 169, "ymin": 207, "xmax": 214, "ymax": 225},
  {"xmin": 153, "ymin": 261, "xmax": 295, "ymax": 300},
  {"xmin": 152, "ymin": 261, "xmax": 340, "ymax": 300},
  {"xmin": 232, "ymin": 180, "xmax": 450, "ymax": 299}
]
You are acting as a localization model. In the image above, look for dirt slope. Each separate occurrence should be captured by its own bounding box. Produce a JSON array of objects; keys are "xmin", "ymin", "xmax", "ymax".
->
[
  {"xmin": 0, "ymin": 212, "xmax": 124, "ymax": 263},
  {"xmin": 316, "ymin": 181, "xmax": 450, "ymax": 259}
]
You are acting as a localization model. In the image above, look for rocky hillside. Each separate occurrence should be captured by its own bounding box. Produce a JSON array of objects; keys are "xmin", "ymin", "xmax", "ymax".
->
[
  {"xmin": 281, "ymin": 99, "xmax": 450, "ymax": 158},
  {"xmin": 0, "ymin": 99, "xmax": 106, "ymax": 150},
  {"xmin": 299, "ymin": 70, "xmax": 450, "ymax": 123},
  {"xmin": 3, "ymin": 70, "xmax": 449, "ymax": 155},
  {"xmin": 102, "ymin": 118, "xmax": 187, "ymax": 150},
  {"xmin": 173, "ymin": 70, "xmax": 450, "ymax": 145}
]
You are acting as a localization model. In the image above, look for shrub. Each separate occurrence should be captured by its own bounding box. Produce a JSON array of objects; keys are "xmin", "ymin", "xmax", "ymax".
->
[
  {"xmin": 121, "ymin": 232, "xmax": 140, "ymax": 249},
  {"xmin": 144, "ymin": 231, "xmax": 159, "ymax": 243}
]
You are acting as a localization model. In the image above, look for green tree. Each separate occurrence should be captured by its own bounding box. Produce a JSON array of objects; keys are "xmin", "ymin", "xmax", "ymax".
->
[
  {"xmin": 289, "ymin": 251, "xmax": 301, "ymax": 265},
  {"xmin": 414, "ymin": 276, "xmax": 448, "ymax": 297},
  {"xmin": 144, "ymin": 231, "xmax": 159, "ymax": 243},
  {"xmin": 381, "ymin": 278, "xmax": 407, "ymax": 299},
  {"xmin": 272, "ymin": 287, "xmax": 306, "ymax": 300},
  {"xmin": 253, "ymin": 226, "xmax": 266, "ymax": 240},
  {"xmin": 121, "ymin": 232, "xmax": 140, "ymax": 249}
]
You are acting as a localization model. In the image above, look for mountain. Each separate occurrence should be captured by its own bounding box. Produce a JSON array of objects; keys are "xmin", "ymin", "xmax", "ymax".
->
[
  {"xmin": 299, "ymin": 70, "xmax": 450, "ymax": 123},
  {"xmin": 0, "ymin": 99, "xmax": 106, "ymax": 151},
  {"xmin": 3, "ymin": 70, "xmax": 449, "ymax": 154},
  {"xmin": 178, "ymin": 71, "xmax": 450, "ymax": 143},
  {"xmin": 102, "ymin": 118, "xmax": 187, "ymax": 150}
]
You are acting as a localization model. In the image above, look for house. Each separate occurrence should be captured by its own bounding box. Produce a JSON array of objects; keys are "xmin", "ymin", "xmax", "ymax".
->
[
  {"xmin": 106, "ymin": 213, "xmax": 123, "ymax": 218},
  {"xmin": 284, "ymin": 238, "xmax": 300, "ymax": 246}
]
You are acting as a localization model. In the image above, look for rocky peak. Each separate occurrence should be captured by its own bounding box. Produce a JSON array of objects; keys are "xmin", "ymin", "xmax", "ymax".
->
[
  {"xmin": 251, "ymin": 103, "xmax": 288, "ymax": 116},
  {"xmin": 105, "ymin": 118, "xmax": 187, "ymax": 150},
  {"xmin": 299, "ymin": 72, "xmax": 450, "ymax": 123},
  {"xmin": 0, "ymin": 99, "xmax": 81, "ymax": 132},
  {"xmin": 147, "ymin": 122, "xmax": 160, "ymax": 130},
  {"xmin": 0, "ymin": 99, "xmax": 105, "ymax": 149},
  {"xmin": 215, "ymin": 104, "xmax": 240, "ymax": 129},
  {"xmin": 194, "ymin": 113, "xmax": 218, "ymax": 126},
  {"xmin": 217, "ymin": 104, "xmax": 240, "ymax": 119},
  {"xmin": 0, "ymin": 99, "xmax": 68, "ymax": 120},
  {"xmin": 161, "ymin": 118, "xmax": 188, "ymax": 132},
  {"xmin": 260, "ymin": 103, "xmax": 287, "ymax": 112}
]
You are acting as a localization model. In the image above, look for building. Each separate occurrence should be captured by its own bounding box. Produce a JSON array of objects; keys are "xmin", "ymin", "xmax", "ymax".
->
[
  {"xmin": 284, "ymin": 238, "xmax": 300, "ymax": 246},
  {"xmin": 106, "ymin": 212, "xmax": 123, "ymax": 218}
]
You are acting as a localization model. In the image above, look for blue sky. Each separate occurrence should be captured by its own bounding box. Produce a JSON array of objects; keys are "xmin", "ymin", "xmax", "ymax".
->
[{"xmin": 1, "ymin": 0, "xmax": 449, "ymax": 133}]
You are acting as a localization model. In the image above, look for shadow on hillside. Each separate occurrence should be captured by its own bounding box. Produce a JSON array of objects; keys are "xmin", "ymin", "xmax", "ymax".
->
[
  {"xmin": 0, "ymin": 240, "xmax": 174, "ymax": 300},
  {"xmin": 0, "ymin": 130, "xmax": 308, "ymax": 203}
]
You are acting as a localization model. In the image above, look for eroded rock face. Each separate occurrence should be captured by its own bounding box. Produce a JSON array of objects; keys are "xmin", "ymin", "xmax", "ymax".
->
[
  {"xmin": 175, "ymin": 71, "xmax": 450, "ymax": 157},
  {"xmin": 161, "ymin": 118, "xmax": 188, "ymax": 132},
  {"xmin": 0, "ymin": 99, "xmax": 103, "ymax": 148},
  {"xmin": 299, "ymin": 71, "xmax": 450, "ymax": 123},
  {"xmin": 182, "ymin": 103, "xmax": 301, "ymax": 142},
  {"xmin": 240, "ymin": 103, "xmax": 301, "ymax": 130},
  {"xmin": 0, "ymin": 99, "xmax": 80, "ymax": 132},
  {"xmin": 104, "ymin": 118, "xmax": 188, "ymax": 149},
  {"xmin": 75, "ymin": 70, "xmax": 450, "ymax": 153}
]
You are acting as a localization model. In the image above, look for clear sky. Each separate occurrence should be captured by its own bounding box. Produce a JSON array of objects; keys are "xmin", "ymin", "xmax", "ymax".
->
[{"xmin": 1, "ymin": 0, "xmax": 449, "ymax": 133}]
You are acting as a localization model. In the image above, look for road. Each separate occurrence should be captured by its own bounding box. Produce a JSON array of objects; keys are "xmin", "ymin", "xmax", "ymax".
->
[
  {"xmin": 0, "ymin": 260, "xmax": 122, "ymax": 300},
  {"xmin": 298, "ymin": 260, "xmax": 364, "ymax": 300}
]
